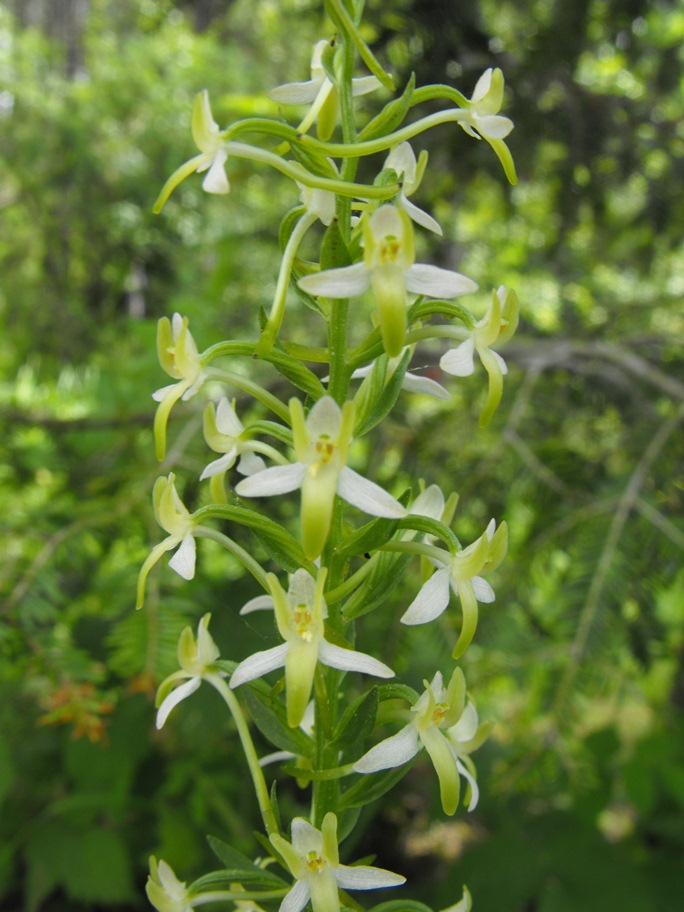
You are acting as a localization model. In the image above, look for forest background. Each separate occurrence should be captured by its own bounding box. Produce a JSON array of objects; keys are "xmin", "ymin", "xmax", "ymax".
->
[{"xmin": 1, "ymin": 0, "xmax": 683, "ymax": 910}]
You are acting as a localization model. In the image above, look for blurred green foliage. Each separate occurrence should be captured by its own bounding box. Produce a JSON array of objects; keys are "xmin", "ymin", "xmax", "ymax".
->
[{"xmin": 1, "ymin": 0, "xmax": 682, "ymax": 910}]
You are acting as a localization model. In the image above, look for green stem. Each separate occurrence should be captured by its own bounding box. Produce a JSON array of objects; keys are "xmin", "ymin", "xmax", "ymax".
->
[
  {"xmin": 206, "ymin": 368, "xmax": 291, "ymax": 423},
  {"xmin": 193, "ymin": 527, "xmax": 271, "ymax": 590},
  {"xmin": 379, "ymin": 539, "xmax": 449, "ymax": 563},
  {"xmin": 206, "ymin": 673, "xmax": 279, "ymax": 836},
  {"xmin": 257, "ymin": 209, "xmax": 319, "ymax": 356}
]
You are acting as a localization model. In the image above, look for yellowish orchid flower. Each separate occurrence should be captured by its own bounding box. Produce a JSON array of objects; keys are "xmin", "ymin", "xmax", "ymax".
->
[
  {"xmin": 153, "ymin": 90, "xmax": 229, "ymax": 213},
  {"xmin": 269, "ymin": 812, "xmax": 405, "ymax": 912}
]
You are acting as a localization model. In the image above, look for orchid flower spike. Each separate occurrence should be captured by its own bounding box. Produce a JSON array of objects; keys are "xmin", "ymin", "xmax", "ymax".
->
[
  {"xmin": 440, "ymin": 285, "xmax": 520, "ymax": 427},
  {"xmin": 230, "ymin": 568, "xmax": 394, "ymax": 728},
  {"xmin": 153, "ymin": 313, "xmax": 207, "ymax": 461},
  {"xmin": 154, "ymin": 614, "xmax": 224, "ymax": 729},
  {"xmin": 136, "ymin": 474, "xmax": 199, "ymax": 610},
  {"xmin": 299, "ymin": 205, "xmax": 477, "ymax": 358},
  {"xmin": 459, "ymin": 68, "xmax": 517, "ymax": 184},
  {"xmin": 354, "ymin": 669, "xmax": 490, "ymax": 816},
  {"xmin": 235, "ymin": 396, "xmax": 405, "ymax": 560},
  {"xmin": 401, "ymin": 518, "xmax": 508, "ymax": 658},
  {"xmin": 269, "ymin": 39, "xmax": 381, "ymax": 141},
  {"xmin": 383, "ymin": 142, "xmax": 443, "ymax": 235},
  {"xmin": 153, "ymin": 90, "xmax": 229, "ymax": 213},
  {"xmin": 269, "ymin": 812, "xmax": 405, "ymax": 912},
  {"xmin": 146, "ymin": 857, "xmax": 193, "ymax": 912}
]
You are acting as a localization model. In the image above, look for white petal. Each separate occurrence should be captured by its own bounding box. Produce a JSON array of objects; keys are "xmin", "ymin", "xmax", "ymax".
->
[
  {"xmin": 353, "ymin": 723, "xmax": 420, "ymax": 773},
  {"xmin": 318, "ymin": 640, "xmax": 394, "ymax": 678},
  {"xmin": 216, "ymin": 396, "xmax": 243, "ymax": 436},
  {"xmin": 488, "ymin": 348, "xmax": 508, "ymax": 375},
  {"xmin": 337, "ymin": 467, "xmax": 406, "ymax": 518},
  {"xmin": 280, "ymin": 879, "xmax": 311, "ymax": 912},
  {"xmin": 202, "ymin": 149, "xmax": 230, "ymax": 194},
  {"xmin": 402, "ymin": 371, "xmax": 450, "ymax": 399},
  {"xmin": 350, "ymin": 75, "xmax": 382, "ymax": 97},
  {"xmin": 200, "ymin": 450, "xmax": 237, "ymax": 480},
  {"xmin": 156, "ymin": 677, "xmax": 201, "ymax": 729},
  {"xmin": 471, "ymin": 69, "xmax": 492, "ymax": 103},
  {"xmin": 400, "ymin": 567, "xmax": 451, "ymax": 625},
  {"xmin": 404, "ymin": 264, "xmax": 478, "ymax": 299},
  {"xmin": 472, "ymin": 576, "xmax": 495, "ymax": 603},
  {"xmin": 305, "ymin": 395, "xmax": 342, "ymax": 440},
  {"xmin": 259, "ymin": 750, "xmax": 296, "ymax": 767},
  {"xmin": 402, "ymin": 196, "xmax": 443, "ymax": 236},
  {"xmin": 448, "ymin": 703, "xmax": 479, "ymax": 743},
  {"xmin": 239, "ymin": 594, "xmax": 274, "ymax": 615},
  {"xmin": 409, "ymin": 484, "xmax": 445, "ymax": 520},
  {"xmin": 152, "ymin": 382, "xmax": 178, "ymax": 402},
  {"xmin": 440, "ymin": 338, "xmax": 476, "ymax": 377},
  {"xmin": 336, "ymin": 863, "xmax": 406, "ymax": 890},
  {"xmin": 474, "ymin": 113, "xmax": 514, "ymax": 139},
  {"xmin": 268, "ymin": 79, "xmax": 322, "ymax": 105},
  {"xmin": 235, "ymin": 462, "xmax": 306, "ymax": 498},
  {"xmin": 456, "ymin": 757, "xmax": 479, "ymax": 811},
  {"xmin": 229, "ymin": 644, "xmax": 288, "ymax": 688},
  {"xmin": 236, "ymin": 451, "xmax": 267, "ymax": 476},
  {"xmin": 298, "ymin": 262, "xmax": 370, "ymax": 299},
  {"xmin": 168, "ymin": 532, "xmax": 196, "ymax": 580}
]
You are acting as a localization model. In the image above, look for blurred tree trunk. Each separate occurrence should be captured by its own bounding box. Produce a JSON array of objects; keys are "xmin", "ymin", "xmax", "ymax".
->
[{"xmin": 13, "ymin": 0, "xmax": 89, "ymax": 77}]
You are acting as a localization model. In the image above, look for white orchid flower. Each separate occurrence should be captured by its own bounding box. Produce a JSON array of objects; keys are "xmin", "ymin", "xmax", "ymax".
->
[
  {"xmin": 383, "ymin": 142, "xmax": 442, "ymax": 235},
  {"xmin": 440, "ymin": 286, "xmax": 520, "ymax": 426},
  {"xmin": 459, "ymin": 68, "xmax": 517, "ymax": 184},
  {"xmin": 401, "ymin": 519, "xmax": 508, "ymax": 658},
  {"xmin": 269, "ymin": 812, "xmax": 405, "ymax": 912},
  {"xmin": 354, "ymin": 669, "xmax": 488, "ymax": 815},
  {"xmin": 298, "ymin": 205, "xmax": 477, "ymax": 357},
  {"xmin": 235, "ymin": 396, "xmax": 405, "ymax": 560},
  {"xmin": 201, "ymin": 397, "xmax": 267, "ymax": 481},
  {"xmin": 136, "ymin": 474, "xmax": 199, "ymax": 610},
  {"xmin": 152, "ymin": 313, "xmax": 207, "ymax": 460},
  {"xmin": 153, "ymin": 90, "xmax": 229, "ymax": 212},
  {"xmin": 155, "ymin": 614, "xmax": 224, "ymax": 729},
  {"xmin": 146, "ymin": 857, "xmax": 193, "ymax": 912},
  {"xmin": 230, "ymin": 569, "xmax": 393, "ymax": 728},
  {"xmin": 269, "ymin": 39, "xmax": 381, "ymax": 141}
]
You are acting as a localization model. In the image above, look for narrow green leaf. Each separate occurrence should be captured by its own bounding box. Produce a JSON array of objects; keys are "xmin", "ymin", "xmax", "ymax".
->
[
  {"xmin": 331, "ymin": 688, "xmax": 378, "ymax": 752},
  {"xmin": 339, "ymin": 763, "xmax": 413, "ymax": 809},
  {"xmin": 242, "ymin": 684, "xmax": 314, "ymax": 757},
  {"xmin": 336, "ymin": 515, "xmax": 400, "ymax": 561}
]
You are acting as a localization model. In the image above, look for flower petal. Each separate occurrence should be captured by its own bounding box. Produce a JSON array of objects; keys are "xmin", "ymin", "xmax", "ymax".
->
[
  {"xmin": 229, "ymin": 644, "xmax": 288, "ymax": 688},
  {"xmin": 239, "ymin": 594, "xmax": 275, "ymax": 615},
  {"xmin": 337, "ymin": 467, "xmax": 406, "ymax": 518},
  {"xmin": 440, "ymin": 338, "xmax": 476, "ymax": 377},
  {"xmin": 335, "ymin": 863, "xmax": 406, "ymax": 890},
  {"xmin": 280, "ymin": 879, "xmax": 311, "ymax": 912},
  {"xmin": 235, "ymin": 462, "xmax": 306, "ymax": 498},
  {"xmin": 269, "ymin": 79, "xmax": 322, "ymax": 105},
  {"xmin": 156, "ymin": 677, "xmax": 201, "ymax": 729},
  {"xmin": 168, "ymin": 532, "xmax": 196, "ymax": 580},
  {"xmin": 202, "ymin": 148, "xmax": 230, "ymax": 194},
  {"xmin": 350, "ymin": 75, "xmax": 383, "ymax": 97},
  {"xmin": 200, "ymin": 450, "xmax": 237, "ymax": 480},
  {"xmin": 400, "ymin": 566, "xmax": 451, "ymax": 625},
  {"xmin": 298, "ymin": 262, "xmax": 370, "ymax": 299},
  {"xmin": 318, "ymin": 640, "xmax": 394, "ymax": 678},
  {"xmin": 401, "ymin": 196, "xmax": 443, "ymax": 236},
  {"xmin": 237, "ymin": 451, "xmax": 267, "ymax": 476},
  {"xmin": 353, "ymin": 723, "xmax": 421, "ymax": 773},
  {"xmin": 401, "ymin": 371, "xmax": 450, "ymax": 399},
  {"xmin": 421, "ymin": 725, "xmax": 461, "ymax": 816},
  {"xmin": 404, "ymin": 264, "xmax": 478, "ymax": 299}
]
